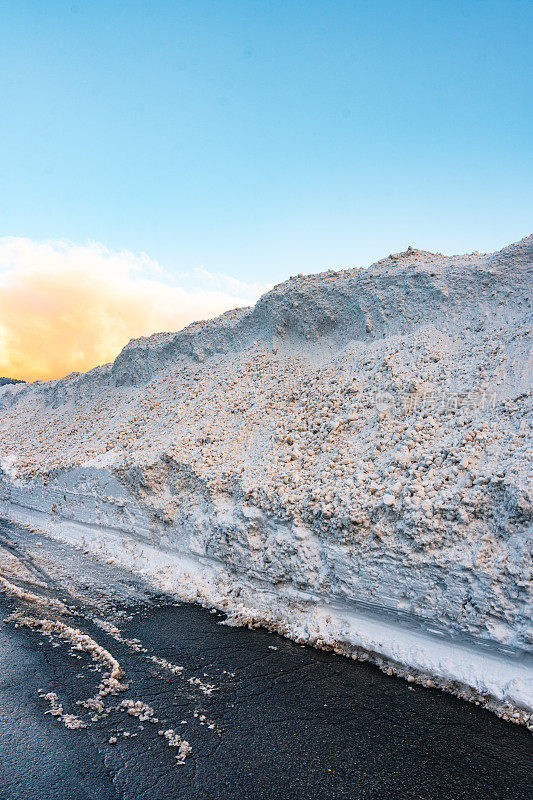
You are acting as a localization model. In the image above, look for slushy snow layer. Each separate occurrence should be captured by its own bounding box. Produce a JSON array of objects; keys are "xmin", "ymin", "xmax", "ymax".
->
[{"xmin": 1, "ymin": 237, "xmax": 532, "ymax": 720}]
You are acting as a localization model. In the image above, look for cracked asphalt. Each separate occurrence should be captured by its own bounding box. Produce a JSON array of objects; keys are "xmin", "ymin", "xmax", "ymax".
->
[{"xmin": 0, "ymin": 518, "xmax": 531, "ymax": 800}]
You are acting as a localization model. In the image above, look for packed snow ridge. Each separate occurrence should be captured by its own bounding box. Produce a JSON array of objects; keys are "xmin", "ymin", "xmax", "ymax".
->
[{"xmin": 1, "ymin": 236, "xmax": 532, "ymax": 721}]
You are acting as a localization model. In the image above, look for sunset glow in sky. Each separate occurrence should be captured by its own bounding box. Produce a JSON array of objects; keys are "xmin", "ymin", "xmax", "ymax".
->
[
  {"xmin": 0, "ymin": 238, "xmax": 266, "ymax": 381},
  {"xmin": 1, "ymin": 1, "xmax": 532, "ymax": 380}
]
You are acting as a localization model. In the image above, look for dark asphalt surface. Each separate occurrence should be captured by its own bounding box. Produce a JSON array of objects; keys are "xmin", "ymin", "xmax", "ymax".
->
[{"xmin": 0, "ymin": 519, "xmax": 531, "ymax": 800}]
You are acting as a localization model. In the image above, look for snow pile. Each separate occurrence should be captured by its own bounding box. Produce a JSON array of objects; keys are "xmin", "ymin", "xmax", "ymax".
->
[{"xmin": 0, "ymin": 236, "xmax": 532, "ymax": 719}]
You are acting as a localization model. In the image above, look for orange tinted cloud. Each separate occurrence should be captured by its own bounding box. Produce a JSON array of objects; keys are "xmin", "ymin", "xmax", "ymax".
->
[{"xmin": 0, "ymin": 238, "xmax": 266, "ymax": 382}]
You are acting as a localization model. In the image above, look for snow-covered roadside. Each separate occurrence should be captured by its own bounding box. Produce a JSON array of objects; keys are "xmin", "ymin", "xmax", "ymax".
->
[
  {"xmin": 1, "ymin": 237, "xmax": 531, "ymax": 726},
  {"xmin": 1, "ymin": 494, "xmax": 531, "ymax": 726}
]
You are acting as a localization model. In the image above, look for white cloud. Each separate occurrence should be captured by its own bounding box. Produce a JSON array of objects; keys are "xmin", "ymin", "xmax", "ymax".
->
[{"xmin": 0, "ymin": 237, "xmax": 269, "ymax": 381}]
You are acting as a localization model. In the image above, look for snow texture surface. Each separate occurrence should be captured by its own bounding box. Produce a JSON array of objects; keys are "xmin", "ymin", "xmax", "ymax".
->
[{"xmin": 1, "ymin": 236, "xmax": 532, "ymax": 719}]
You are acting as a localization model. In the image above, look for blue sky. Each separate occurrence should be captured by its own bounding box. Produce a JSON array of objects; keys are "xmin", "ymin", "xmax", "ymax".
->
[{"xmin": 1, "ymin": 0, "xmax": 532, "ymax": 285}]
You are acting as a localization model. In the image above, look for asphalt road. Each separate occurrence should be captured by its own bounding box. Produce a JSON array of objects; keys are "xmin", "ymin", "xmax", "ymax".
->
[{"xmin": 0, "ymin": 518, "xmax": 531, "ymax": 800}]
